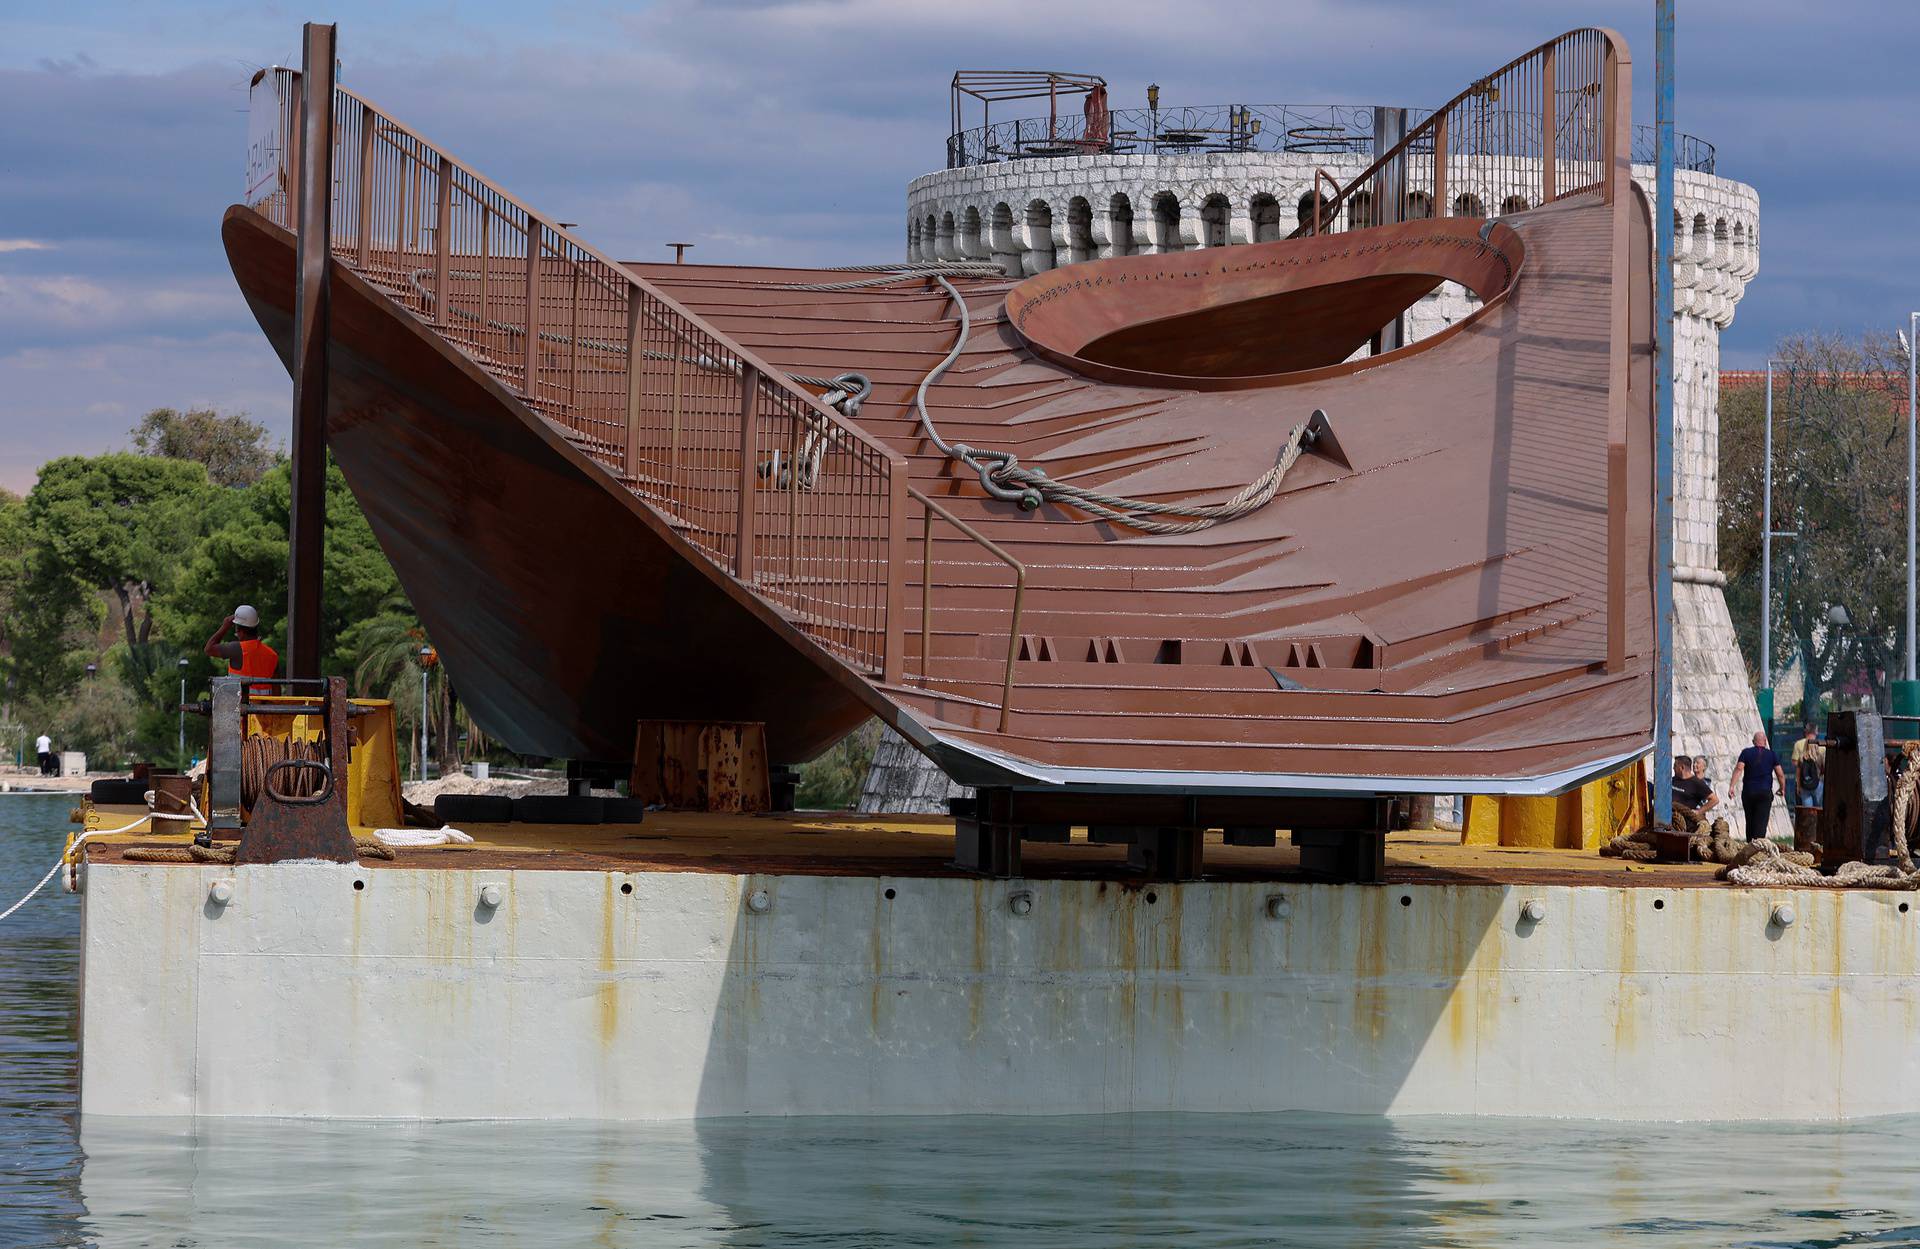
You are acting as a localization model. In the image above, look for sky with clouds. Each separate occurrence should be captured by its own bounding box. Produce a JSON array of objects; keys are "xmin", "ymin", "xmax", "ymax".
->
[{"xmin": 2, "ymin": 0, "xmax": 1915, "ymax": 493}]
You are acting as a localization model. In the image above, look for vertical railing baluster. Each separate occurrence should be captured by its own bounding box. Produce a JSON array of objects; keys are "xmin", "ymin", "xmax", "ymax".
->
[
  {"xmin": 883, "ymin": 456, "xmax": 908, "ymax": 685},
  {"xmin": 919, "ymin": 505, "xmax": 933, "ymax": 681},
  {"xmin": 432, "ymin": 157, "xmax": 451, "ymax": 327},
  {"xmin": 1540, "ymin": 43, "xmax": 1557, "ymax": 203},
  {"xmin": 623, "ymin": 288, "xmax": 644, "ymax": 480},
  {"xmin": 669, "ymin": 349, "xmax": 684, "ymax": 477},
  {"xmin": 736, "ymin": 367, "xmax": 759, "ymax": 581},
  {"xmin": 356, "ymin": 104, "xmax": 374, "ymax": 265},
  {"xmin": 567, "ymin": 266, "xmax": 581, "ymax": 414},
  {"xmin": 523, "ymin": 218, "xmax": 541, "ymax": 401}
]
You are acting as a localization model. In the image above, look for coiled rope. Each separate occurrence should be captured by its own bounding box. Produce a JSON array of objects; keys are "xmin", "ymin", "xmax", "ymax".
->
[
  {"xmin": 123, "ymin": 838, "xmax": 397, "ymax": 864},
  {"xmin": 1724, "ymin": 744, "xmax": 1920, "ymax": 888},
  {"xmin": 1723, "ymin": 839, "xmax": 1920, "ymax": 889},
  {"xmin": 907, "ymin": 274, "xmax": 1306, "ymax": 534},
  {"xmin": 1603, "ymin": 746, "xmax": 1920, "ymax": 890},
  {"xmin": 239, "ymin": 735, "xmax": 328, "ymax": 808},
  {"xmin": 1885, "ymin": 741, "xmax": 1920, "ymax": 872}
]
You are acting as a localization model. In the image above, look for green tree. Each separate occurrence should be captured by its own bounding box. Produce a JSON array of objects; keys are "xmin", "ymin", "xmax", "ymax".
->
[
  {"xmin": 795, "ymin": 720, "xmax": 881, "ymax": 810},
  {"xmin": 50, "ymin": 675, "xmax": 141, "ymax": 769},
  {"xmin": 154, "ymin": 457, "xmax": 404, "ymax": 679},
  {"xmin": 341, "ymin": 593, "xmax": 487, "ymax": 774},
  {"xmin": 1721, "ymin": 331, "xmax": 1908, "ymax": 713},
  {"xmin": 11, "ymin": 454, "xmax": 217, "ymax": 703},
  {"xmin": 130, "ymin": 407, "xmax": 280, "ymax": 488},
  {"xmin": 0, "ymin": 488, "xmax": 26, "ymax": 674},
  {"xmin": 26, "ymin": 453, "xmax": 215, "ymax": 653}
]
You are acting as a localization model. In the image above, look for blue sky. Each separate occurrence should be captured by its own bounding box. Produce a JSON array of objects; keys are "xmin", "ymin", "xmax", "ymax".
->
[{"xmin": 2, "ymin": 0, "xmax": 1915, "ymax": 492}]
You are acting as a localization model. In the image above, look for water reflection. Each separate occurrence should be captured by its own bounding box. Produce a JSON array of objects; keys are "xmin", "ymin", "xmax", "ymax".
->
[
  {"xmin": 70, "ymin": 1113, "xmax": 1920, "ymax": 1248},
  {"xmin": 0, "ymin": 794, "xmax": 86, "ymax": 1249}
]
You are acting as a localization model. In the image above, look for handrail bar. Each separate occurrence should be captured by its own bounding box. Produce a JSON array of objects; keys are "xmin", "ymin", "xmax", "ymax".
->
[
  {"xmin": 1293, "ymin": 27, "xmax": 1627, "ymax": 238},
  {"xmin": 1310, "ymin": 169, "xmax": 1341, "ymax": 238},
  {"xmin": 908, "ymin": 485, "xmax": 1026, "ymax": 734},
  {"xmin": 302, "ymin": 72, "xmax": 907, "ymax": 477}
]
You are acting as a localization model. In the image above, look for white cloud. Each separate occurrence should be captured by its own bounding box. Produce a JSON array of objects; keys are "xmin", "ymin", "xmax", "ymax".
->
[
  {"xmin": 0, "ymin": 273, "xmax": 236, "ymax": 333},
  {"xmin": 0, "ymin": 238, "xmax": 53, "ymax": 253}
]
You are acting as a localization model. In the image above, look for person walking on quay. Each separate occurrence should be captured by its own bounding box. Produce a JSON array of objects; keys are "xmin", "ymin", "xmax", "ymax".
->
[
  {"xmin": 35, "ymin": 732, "xmax": 53, "ymax": 777},
  {"xmin": 1730, "ymin": 730, "xmax": 1785, "ymax": 843},
  {"xmin": 1791, "ymin": 723, "xmax": 1825, "ymax": 810}
]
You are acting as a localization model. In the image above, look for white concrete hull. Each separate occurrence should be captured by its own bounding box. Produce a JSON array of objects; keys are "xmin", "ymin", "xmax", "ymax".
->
[{"xmin": 79, "ymin": 861, "xmax": 1920, "ymax": 1121}]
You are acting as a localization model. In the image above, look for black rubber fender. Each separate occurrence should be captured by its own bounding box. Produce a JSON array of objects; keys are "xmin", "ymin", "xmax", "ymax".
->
[
  {"xmin": 90, "ymin": 778, "xmax": 150, "ymax": 805},
  {"xmin": 600, "ymin": 797, "xmax": 648, "ymax": 826},
  {"xmin": 435, "ymin": 793, "xmax": 514, "ymax": 825},
  {"xmin": 511, "ymin": 794, "xmax": 605, "ymax": 825}
]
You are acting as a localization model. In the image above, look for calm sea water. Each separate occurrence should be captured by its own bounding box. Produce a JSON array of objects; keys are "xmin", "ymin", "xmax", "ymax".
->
[{"xmin": 6, "ymin": 791, "xmax": 1920, "ymax": 1248}]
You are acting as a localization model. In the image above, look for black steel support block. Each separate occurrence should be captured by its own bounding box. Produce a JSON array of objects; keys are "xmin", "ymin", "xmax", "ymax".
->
[
  {"xmin": 1127, "ymin": 827, "xmax": 1203, "ymax": 880},
  {"xmin": 953, "ymin": 815, "xmax": 1021, "ymax": 877},
  {"xmin": 1087, "ymin": 824, "xmax": 1153, "ymax": 845},
  {"xmin": 769, "ymin": 765, "xmax": 800, "ymax": 813},
  {"xmin": 1222, "ymin": 825, "xmax": 1278, "ymax": 847},
  {"xmin": 1820, "ymin": 710, "xmax": 1888, "ymax": 870},
  {"xmin": 1020, "ymin": 822, "xmax": 1072, "ymax": 843},
  {"xmin": 1295, "ymin": 828, "xmax": 1386, "ymax": 883},
  {"xmin": 953, "ymin": 789, "xmax": 1021, "ymax": 877}
]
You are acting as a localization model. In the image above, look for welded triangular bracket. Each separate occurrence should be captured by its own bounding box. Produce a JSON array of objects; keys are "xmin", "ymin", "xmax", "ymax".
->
[{"xmin": 1302, "ymin": 408, "xmax": 1351, "ymax": 470}]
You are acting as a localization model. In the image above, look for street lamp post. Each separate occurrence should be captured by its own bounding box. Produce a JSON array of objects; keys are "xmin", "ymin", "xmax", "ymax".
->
[
  {"xmin": 1762, "ymin": 360, "xmax": 1773, "ymax": 721},
  {"xmin": 177, "ymin": 657, "xmax": 190, "ymax": 765},
  {"xmin": 417, "ymin": 645, "xmax": 435, "ymax": 783},
  {"xmin": 1908, "ymin": 311, "xmax": 1918, "ymax": 685},
  {"xmin": 1896, "ymin": 315, "xmax": 1920, "ymax": 720},
  {"xmin": 1759, "ymin": 361, "xmax": 1800, "ymax": 728}
]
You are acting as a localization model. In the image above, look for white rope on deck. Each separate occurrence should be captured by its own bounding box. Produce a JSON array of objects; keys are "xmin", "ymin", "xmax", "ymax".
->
[{"xmin": 371, "ymin": 827, "xmax": 475, "ymax": 847}]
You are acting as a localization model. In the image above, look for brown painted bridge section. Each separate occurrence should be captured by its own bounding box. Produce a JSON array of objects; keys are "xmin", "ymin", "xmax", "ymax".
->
[{"xmin": 223, "ymin": 28, "xmax": 1651, "ymax": 796}]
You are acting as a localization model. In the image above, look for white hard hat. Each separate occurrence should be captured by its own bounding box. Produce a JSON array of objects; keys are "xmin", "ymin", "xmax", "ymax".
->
[{"xmin": 233, "ymin": 604, "xmax": 260, "ymax": 628}]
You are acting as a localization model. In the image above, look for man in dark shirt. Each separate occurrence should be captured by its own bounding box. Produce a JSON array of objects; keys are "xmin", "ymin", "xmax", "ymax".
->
[
  {"xmin": 1671, "ymin": 756, "xmax": 1711, "ymax": 829},
  {"xmin": 1675, "ymin": 757, "xmax": 1717, "ymax": 823},
  {"xmin": 1729, "ymin": 730, "xmax": 1785, "ymax": 843}
]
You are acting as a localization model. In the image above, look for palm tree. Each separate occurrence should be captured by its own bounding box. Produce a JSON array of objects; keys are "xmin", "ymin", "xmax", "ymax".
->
[{"xmin": 346, "ymin": 594, "xmax": 486, "ymax": 773}]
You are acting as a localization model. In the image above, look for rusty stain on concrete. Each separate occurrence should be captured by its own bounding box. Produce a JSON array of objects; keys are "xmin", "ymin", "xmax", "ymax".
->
[
  {"xmin": 597, "ymin": 873, "xmax": 618, "ymax": 1048},
  {"xmin": 869, "ymin": 881, "xmax": 888, "ymax": 1037},
  {"xmin": 1612, "ymin": 888, "xmax": 1640, "ymax": 1055}
]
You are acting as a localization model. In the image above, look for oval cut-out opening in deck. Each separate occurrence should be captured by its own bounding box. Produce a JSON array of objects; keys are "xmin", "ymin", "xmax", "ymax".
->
[{"xmin": 1005, "ymin": 216, "xmax": 1525, "ymax": 391}]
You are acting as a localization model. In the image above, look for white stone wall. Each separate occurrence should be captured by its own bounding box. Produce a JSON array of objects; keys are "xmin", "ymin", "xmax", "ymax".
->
[{"xmin": 896, "ymin": 154, "xmax": 1770, "ymax": 828}]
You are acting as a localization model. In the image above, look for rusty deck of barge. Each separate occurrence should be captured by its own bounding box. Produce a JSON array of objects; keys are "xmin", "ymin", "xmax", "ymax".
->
[{"xmin": 83, "ymin": 811, "xmax": 1729, "ymax": 890}]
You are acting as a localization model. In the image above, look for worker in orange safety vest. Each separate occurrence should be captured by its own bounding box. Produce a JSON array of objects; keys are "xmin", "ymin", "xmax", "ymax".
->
[{"xmin": 203, "ymin": 603, "xmax": 280, "ymax": 693}]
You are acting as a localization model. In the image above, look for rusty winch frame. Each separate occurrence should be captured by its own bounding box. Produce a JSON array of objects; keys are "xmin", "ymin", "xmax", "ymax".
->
[{"xmin": 204, "ymin": 675, "xmax": 363, "ymax": 864}]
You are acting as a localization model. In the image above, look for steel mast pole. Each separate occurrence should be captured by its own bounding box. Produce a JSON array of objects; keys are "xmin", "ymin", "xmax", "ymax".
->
[
  {"xmin": 1762, "ymin": 360, "xmax": 1773, "ymax": 710},
  {"xmin": 1909, "ymin": 310, "xmax": 1917, "ymax": 683},
  {"xmin": 1653, "ymin": 0, "xmax": 1677, "ymax": 825},
  {"xmin": 287, "ymin": 21, "xmax": 336, "ymax": 679}
]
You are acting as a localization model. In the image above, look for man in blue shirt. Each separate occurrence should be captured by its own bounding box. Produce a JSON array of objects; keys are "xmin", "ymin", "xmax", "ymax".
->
[{"xmin": 1729, "ymin": 730, "xmax": 1785, "ymax": 843}]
